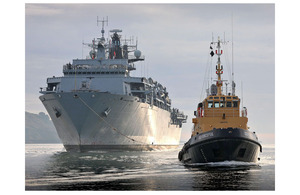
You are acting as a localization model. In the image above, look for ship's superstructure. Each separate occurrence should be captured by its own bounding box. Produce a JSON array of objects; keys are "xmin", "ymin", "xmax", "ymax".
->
[
  {"xmin": 178, "ymin": 37, "xmax": 262, "ymax": 164},
  {"xmin": 39, "ymin": 18, "xmax": 187, "ymax": 151}
]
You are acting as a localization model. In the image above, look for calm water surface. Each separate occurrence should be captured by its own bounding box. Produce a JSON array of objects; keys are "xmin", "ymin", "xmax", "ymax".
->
[{"xmin": 25, "ymin": 144, "xmax": 274, "ymax": 190}]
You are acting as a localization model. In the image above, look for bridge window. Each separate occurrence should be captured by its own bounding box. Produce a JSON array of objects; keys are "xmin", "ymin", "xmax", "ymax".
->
[
  {"xmin": 214, "ymin": 97, "xmax": 219, "ymax": 99},
  {"xmin": 226, "ymin": 101, "xmax": 232, "ymax": 107},
  {"xmin": 214, "ymin": 102, "xmax": 220, "ymax": 108},
  {"xmin": 233, "ymin": 101, "xmax": 238, "ymax": 107},
  {"xmin": 208, "ymin": 102, "xmax": 213, "ymax": 108},
  {"xmin": 220, "ymin": 102, "xmax": 224, "ymax": 107}
]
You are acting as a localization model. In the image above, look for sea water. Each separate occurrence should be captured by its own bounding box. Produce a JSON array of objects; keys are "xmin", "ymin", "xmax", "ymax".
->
[{"xmin": 25, "ymin": 144, "xmax": 274, "ymax": 190}]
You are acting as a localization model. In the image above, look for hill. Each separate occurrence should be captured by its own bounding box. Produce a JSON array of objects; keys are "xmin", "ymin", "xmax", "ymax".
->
[{"xmin": 25, "ymin": 111, "xmax": 61, "ymax": 143}]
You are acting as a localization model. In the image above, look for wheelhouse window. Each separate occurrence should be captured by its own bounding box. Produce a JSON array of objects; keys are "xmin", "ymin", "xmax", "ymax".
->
[
  {"xmin": 233, "ymin": 101, "xmax": 238, "ymax": 107},
  {"xmin": 208, "ymin": 101, "xmax": 213, "ymax": 108},
  {"xmin": 220, "ymin": 102, "xmax": 224, "ymax": 107},
  {"xmin": 226, "ymin": 101, "xmax": 232, "ymax": 107},
  {"xmin": 214, "ymin": 102, "xmax": 220, "ymax": 108},
  {"xmin": 214, "ymin": 97, "xmax": 219, "ymax": 99}
]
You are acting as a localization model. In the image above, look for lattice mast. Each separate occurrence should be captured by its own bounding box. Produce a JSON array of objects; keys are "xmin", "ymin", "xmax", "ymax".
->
[{"xmin": 215, "ymin": 37, "xmax": 224, "ymax": 96}]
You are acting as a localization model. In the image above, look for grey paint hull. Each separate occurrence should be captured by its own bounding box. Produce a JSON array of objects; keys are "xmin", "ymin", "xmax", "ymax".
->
[{"xmin": 40, "ymin": 92, "xmax": 182, "ymax": 151}]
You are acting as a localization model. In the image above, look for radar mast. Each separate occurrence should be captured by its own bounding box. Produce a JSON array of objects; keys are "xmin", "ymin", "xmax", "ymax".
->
[{"xmin": 97, "ymin": 16, "xmax": 108, "ymax": 43}]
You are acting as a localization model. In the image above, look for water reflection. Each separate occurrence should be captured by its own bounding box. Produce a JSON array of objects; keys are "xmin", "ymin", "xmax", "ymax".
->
[
  {"xmin": 185, "ymin": 163, "xmax": 261, "ymax": 190},
  {"xmin": 26, "ymin": 144, "xmax": 273, "ymax": 190},
  {"xmin": 28, "ymin": 149, "xmax": 191, "ymax": 190}
]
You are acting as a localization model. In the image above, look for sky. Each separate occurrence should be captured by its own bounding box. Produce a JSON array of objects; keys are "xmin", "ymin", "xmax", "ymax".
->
[{"xmin": 25, "ymin": 3, "xmax": 275, "ymax": 144}]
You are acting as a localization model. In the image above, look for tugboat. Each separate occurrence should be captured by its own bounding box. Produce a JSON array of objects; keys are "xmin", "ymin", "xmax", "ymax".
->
[{"xmin": 178, "ymin": 37, "xmax": 262, "ymax": 164}]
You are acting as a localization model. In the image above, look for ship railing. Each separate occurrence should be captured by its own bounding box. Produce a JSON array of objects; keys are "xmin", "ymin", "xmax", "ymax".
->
[
  {"xmin": 39, "ymin": 87, "xmax": 56, "ymax": 94},
  {"xmin": 176, "ymin": 114, "xmax": 188, "ymax": 120},
  {"xmin": 47, "ymin": 76, "xmax": 62, "ymax": 83},
  {"xmin": 172, "ymin": 110, "xmax": 188, "ymax": 121},
  {"xmin": 128, "ymin": 55, "xmax": 145, "ymax": 60},
  {"xmin": 63, "ymin": 64, "xmax": 129, "ymax": 71},
  {"xmin": 128, "ymin": 64, "xmax": 136, "ymax": 71},
  {"xmin": 131, "ymin": 90, "xmax": 146, "ymax": 93}
]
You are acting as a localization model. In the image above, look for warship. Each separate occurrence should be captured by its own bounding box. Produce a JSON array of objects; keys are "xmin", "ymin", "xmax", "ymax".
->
[
  {"xmin": 39, "ymin": 18, "xmax": 187, "ymax": 151},
  {"xmin": 178, "ymin": 37, "xmax": 262, "ymax": 164}
]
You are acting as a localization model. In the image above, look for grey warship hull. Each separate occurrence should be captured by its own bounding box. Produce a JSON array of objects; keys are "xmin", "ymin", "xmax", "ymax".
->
[
  {"xmin": 39, "ymin": 21, "xmax": 187, "ymax": 151},
  {"xmin": 40, "ymin": 92, "xmax": 182, "ymax": 152}
]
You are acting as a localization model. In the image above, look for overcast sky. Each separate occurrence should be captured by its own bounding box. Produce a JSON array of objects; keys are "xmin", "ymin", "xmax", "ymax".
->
[{"xmin": 25, "ymin": 3, "xmax": 275, "ymax": 144}]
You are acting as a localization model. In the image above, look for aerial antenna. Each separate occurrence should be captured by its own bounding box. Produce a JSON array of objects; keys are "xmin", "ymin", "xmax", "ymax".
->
[
  {"xmin": 97, "ymin": 16, "xmax": 108, "ymax": 42},
  {"xmin": 122, "ymin": 36, "xmax": 133, "ymax": 45},
  {"xmin": 225, "ymin": 82, "xmax": 229, "ymax": 95},
  {"xmin": 82, "ymin": 39, "xmax": 84, "ymax": 59},
  {"xmin": 211, "ymin": 32, "xmax": 214, "ymax": 88},
  {"xmin": 241, "ymin": 81, "xmax": 243, "ymax": 108},
  {"xmin": 231, "ymin": 13, "xmax": 234, "ymax": 85}
]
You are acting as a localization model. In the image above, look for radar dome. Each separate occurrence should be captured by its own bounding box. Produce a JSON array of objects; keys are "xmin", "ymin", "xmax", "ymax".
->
[{"xmin": 134, "ymin": 50, "xmax": 142, "ymax": 58}]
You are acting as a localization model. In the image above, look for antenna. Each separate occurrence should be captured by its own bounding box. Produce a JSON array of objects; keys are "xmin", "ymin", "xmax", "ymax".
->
[
  {"xmin": 231, "ymin": 13, "xmax": 234, "ymax": 85},
  {"xmin": 225, "ymin": 82, "xmax": 229, "ymax": 95},
  {"xmin": 147, "ymin": 62, "xmax": 149, "ymax": 78},
  {"xmin": 82, "ymin": 39, "xmax": 84, "ymax": 59},
  {"xmin": 97, "ymin": 16, "xmax": 108, "ymax": 41},
  {"xmin": 241, "ymin": 81, "xmax": 243, "ymax": 108},
  {"xmin": 97, "ymin": 16, "xmax": 108, "ymax": 27}
]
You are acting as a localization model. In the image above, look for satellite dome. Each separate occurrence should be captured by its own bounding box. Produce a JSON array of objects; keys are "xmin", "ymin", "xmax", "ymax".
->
[{"xmin": 134, "ymin": 50, "xmax": 141, "ymax": 58}]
